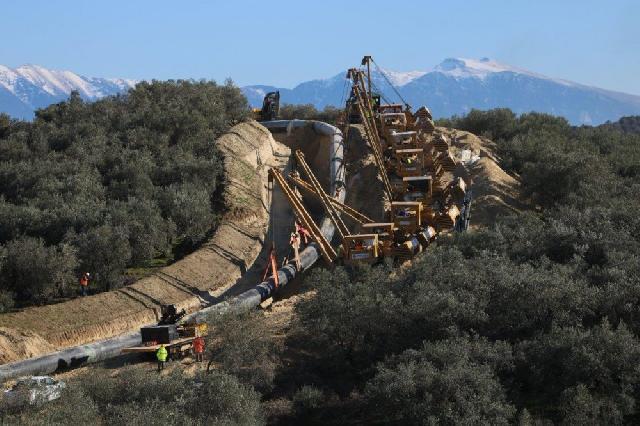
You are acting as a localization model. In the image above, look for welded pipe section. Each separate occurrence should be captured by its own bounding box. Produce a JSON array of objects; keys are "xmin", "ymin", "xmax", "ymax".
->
[{"xmin": 0, "ymin": 120, "xmax": 344, "ymax": 382}]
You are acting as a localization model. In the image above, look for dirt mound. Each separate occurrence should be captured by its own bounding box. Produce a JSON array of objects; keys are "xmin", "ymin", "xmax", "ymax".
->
[
  {"xmin": 343, "ymin": 125, "xmax": 387, "ymax": 226},
  {"xmin": 0, "ymin": 328, "xmax": 56, "ymax": 365},
  {"xmin": 343, "ymin": 125, "xmax": 521, "ymax": 228},
  {"xmin": 0, "ymin": 121, "xmax": 287, "ymax": 363},
  {"xmin": 436, "ymin": 127, "xmax": 523, "ymax": 227}
]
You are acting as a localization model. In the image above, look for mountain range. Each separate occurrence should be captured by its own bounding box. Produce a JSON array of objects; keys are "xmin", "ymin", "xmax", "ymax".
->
[
  {"xmin": 243, "ymin": 58, "xmax": 640, "ymax": 125},
  {"xmin": 2, "ymin": 59, "xmax": 640, "ymax": 125},
  {"xmin": 0, "ymin": 64, "xmax": 136, "ymax": 120}
]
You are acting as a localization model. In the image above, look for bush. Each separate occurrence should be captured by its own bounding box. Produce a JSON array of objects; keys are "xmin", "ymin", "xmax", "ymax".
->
[
  {"xmin": 278, "ymin": 104, "xmax": 343, "ymax": 124},
  {"xmin": 0, "ymin": 236, "xmax": 77, "ymax": 302},
  {"xmin": 70, "ymin": 225, "xmax": 131, "ymax": 291},
  {"xmin": 206, "ymin": 310, "xmax": 280, "ymax": 392},
  {"xmin": 17, "ymin": 366, "xmax": 266, "ymax": 425},
  {"xmin": 1, "ymin": 386, "xmax": 101, "ymax": 425},
  {"xmin": 517, "ymin": 322, "xmax": 640, "ymax": 423},
  {"xmin": 292, "ymin": 385, "xmax": 326, "ymax": 424},
  {"xmin": 0, "ymin": 289, "xmax": 14, "ymax": 313},
  {"xmin": 365, "ymin": 336, "xmax": 516, "ymax": 425}
]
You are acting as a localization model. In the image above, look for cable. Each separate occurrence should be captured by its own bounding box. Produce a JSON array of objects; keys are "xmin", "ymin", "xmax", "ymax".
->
[
  {"xmin": 369, "ymin": 79, "xmax": 393, "ymax": 105},
  {"xmin": 371, "ymin": 58, "xmax": 411, "ymax": 109}
]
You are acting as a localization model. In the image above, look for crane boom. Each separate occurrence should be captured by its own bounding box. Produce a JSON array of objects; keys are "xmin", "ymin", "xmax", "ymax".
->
[
  {"xmin": 294, "ymin": 151, "xmax": 351, "ymax": 241},
  {"xmin": 348, "ymin": 69, "xmax": 394, "ymax": 200},
  {"xmin": 288, "ymin": 174, "xmax": 375, "ymax": 225},
  {"xmin": 268, "ymin": 168, "xmax": 337, "ymax": 265}
]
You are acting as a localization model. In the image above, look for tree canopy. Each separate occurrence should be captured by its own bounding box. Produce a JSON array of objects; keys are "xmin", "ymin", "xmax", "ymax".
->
[{"xmin": 0, "ymin": 80, "xmax": 248, "ymax": 306}]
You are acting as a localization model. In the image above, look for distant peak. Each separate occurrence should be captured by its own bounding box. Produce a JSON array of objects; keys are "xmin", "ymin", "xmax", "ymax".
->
[
  {"xmin": 437, "ymin": 58, "xmax": 467, "ymax": 71},
  {"xmin": 434, "ymin": 57, "xmax": 529, "ymax": 78}
]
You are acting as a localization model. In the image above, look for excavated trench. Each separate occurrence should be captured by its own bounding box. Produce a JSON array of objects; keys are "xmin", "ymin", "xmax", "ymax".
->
[{"xmin": 0, "ymin": 120, "xmax": 345, "ymax": 382}]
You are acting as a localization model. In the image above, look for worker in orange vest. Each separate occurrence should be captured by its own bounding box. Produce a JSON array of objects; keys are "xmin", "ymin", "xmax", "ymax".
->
[
  {"xmin": 79, "ymin": 272, "xmax": 90, "ymax": 296},
  {"xmin": 192, "ymin": 336, "xmax": 205, "ymax": 362}
]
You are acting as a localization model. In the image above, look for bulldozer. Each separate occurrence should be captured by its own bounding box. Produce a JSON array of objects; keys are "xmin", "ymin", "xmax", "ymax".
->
[{"xmin": 252, "ymin": 91, "xmax": 280, "ymax": 121}]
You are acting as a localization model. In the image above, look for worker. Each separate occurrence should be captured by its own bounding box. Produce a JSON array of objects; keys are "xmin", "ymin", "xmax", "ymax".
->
[
  {"xmin": 290, "ymin": 232, "xmax": 301, "ymax": 270},
  {"xmin": 295, "ymin": 221, "xmax": 311, "ymax": 245},
  {"xmin": 192, "ymin": 336, "xmax": 205, "ymax": 363},
  {"xmin": 156, "ymin": 344, "xmax": 168, "ymax": 371},
  {"xmin": 79, "ymin": 272, "xmax": 90, "ymax": 296}
]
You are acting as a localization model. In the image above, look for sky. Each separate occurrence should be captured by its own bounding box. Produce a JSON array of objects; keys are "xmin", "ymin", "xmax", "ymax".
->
[{"xmin": 1, "ymin": 0, "xmax": 639, "ymax": 94}]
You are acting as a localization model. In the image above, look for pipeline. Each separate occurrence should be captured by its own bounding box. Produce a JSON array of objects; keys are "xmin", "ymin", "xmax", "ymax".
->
[{"xmin": 0, "ymin": 120, "xmax": 344, "ymax": 382}]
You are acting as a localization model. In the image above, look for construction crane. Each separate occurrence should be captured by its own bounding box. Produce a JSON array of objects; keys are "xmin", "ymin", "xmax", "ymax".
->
[{"xmin": 347, "ymin": 68, "xmax": 394, "ymax": 201}]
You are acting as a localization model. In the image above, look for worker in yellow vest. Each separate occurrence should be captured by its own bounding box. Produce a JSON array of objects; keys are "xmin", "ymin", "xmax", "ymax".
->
[{"xmin": 156, "ymin": 344, "xmax": 168, "ymax": 372}]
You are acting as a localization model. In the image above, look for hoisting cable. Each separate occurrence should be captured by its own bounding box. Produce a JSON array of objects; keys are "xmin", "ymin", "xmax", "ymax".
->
[{"xmin": 371, "ymin": 58, "xmax": 411, "ymax": 110}]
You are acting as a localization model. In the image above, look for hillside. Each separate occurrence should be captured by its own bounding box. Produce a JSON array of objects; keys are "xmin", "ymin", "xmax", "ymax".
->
[{"xmin": 243, "ymin": 57, "xmax": 640, "ymax": 125}]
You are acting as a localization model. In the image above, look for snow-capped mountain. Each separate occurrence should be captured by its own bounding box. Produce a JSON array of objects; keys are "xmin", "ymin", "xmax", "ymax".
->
[
  {"xmin": 0, "ymin": 64, "xmax": 136, "ymax": 119},
  {"xmin": 243, "ymin": 58, "xmax": 640, "ymax": 125},
  {"xmin": 3, "ymin": 59, "xmax": 640, "ymax": 125}
]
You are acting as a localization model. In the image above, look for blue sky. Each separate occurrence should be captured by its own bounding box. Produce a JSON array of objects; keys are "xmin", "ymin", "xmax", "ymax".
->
[{"xmin": 1, "ymin": 0, "xmax": 639, "ymax": 94}]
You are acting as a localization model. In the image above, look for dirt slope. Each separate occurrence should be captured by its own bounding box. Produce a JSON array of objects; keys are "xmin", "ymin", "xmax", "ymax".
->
[
  {"xmin": 436, "ymin": 127, "xmax": 524, "ymax": 227},
  {"xmin": 0, "ymin": 121, "xmax": 289, "ymax": 364}
]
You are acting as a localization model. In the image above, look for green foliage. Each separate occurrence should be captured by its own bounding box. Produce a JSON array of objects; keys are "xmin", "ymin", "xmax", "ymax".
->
[
  {"xmin": 2, "ymin": 386, "xmax": 101, "ymax": 426},
  {"xmin": 68, "ymin": 224, "xmax": 131, "ymax": 291},
  {"xmin": 206, "ymin": 310, "xmax": 280, "ymax": 392},
  {"xmin": 3, "ymin": 367, "xmax": 264, "ymax": 425},
  {"xmin": 365, "ymin": 336, "xmax": 516, "ymax": 425},
  {"xmin": 278, "ymin": 104, "xmax": 343, "ymax": 124},
  {"xmin": 0, "ymin": 80, "xmax": 248, "ymax": 305},
  {"xmin": 0, "ymin": 236, "xmax": 77, "ymax": 302},
  {"xmin": 517, "ymin": 322, "xmax": 640, "ymax": 423},
  {"xmin": 291, "ymin": 385, "xmax": 326, "ymax": 424},
  {"xmin": 0, "ymin": 289, "xmax": 14, "ymax": 313},
  {"xmin": 600, "ymin": 115, "xmax": 640, "ymax": 135}
]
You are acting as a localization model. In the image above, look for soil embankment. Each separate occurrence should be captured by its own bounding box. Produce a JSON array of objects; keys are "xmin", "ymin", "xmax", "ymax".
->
[{"xmin": 436, "ymin": 127, "xmax": 524, "ymax": 226}]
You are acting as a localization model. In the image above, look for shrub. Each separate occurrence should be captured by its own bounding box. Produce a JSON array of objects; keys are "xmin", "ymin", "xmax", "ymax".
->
[
  {"xmin": 0, "ymin": 236, "xmax": 77, "ymax": 302},
  {"xmin": 66, "ymin": 366, "xmax": 264, "ymax": 425},
  {"xmin": 70, "ymin": 224, "xmax": 131, "ymax": 291},
  {"xmin": 206, "ymin": 310, "xmax": 280, "ymax": 392},
  {"xmin": 365, "ymin": 336, "xmax": 515, "ymax": 425},
  {"xmin": 292, "ymin": 385, "xmax": 326, "ymax": 424}
]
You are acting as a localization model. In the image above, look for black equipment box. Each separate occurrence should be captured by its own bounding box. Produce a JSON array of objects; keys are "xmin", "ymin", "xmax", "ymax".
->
[{"xmin": 141, "ymin": 325, "xmax": 178, "ymax": 344}]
